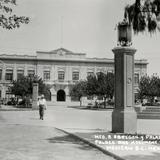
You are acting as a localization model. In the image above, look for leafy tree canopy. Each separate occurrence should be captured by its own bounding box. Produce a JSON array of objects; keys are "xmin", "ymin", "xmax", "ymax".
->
[
  {"xmin": 69, "ymin": 72, "xmax": 114, "ymax": 106},
  {"xmin": 86, "ymin": 72, "xmax": 114, "ymax": 99},
  {"xmin": 124, "ymin": 0, "xmax": 160, "ymax": 34},
  {"xmin": 138, "ymin": 74, "xmax": 160, "ymax": 103},
  {"xmin": 70, "ymin": 80, "xmax": 87, "ymax": 97},
  {"xmin": 69, "ymin": 80, "xmax": 87, "ymax": 106},
  {"xmin": 138, "ymin": 75, "xmax": 150, "ymax": 99},
  {"xmin": 10, "ymin": 75, "xmax": 50, "ymax": 97},
  {"xmin": 0, "ymin": 0, "xmax": 29, "ymax": 29}
]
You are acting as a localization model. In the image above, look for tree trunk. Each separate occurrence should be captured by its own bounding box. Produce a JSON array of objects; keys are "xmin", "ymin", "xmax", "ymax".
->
[
  {"xmin": 79, "ymin": 97, "xmax": 82, "ymax": 106},
  {"xmin": 104, "ymin": 97, "xmax": 107, "ymax": 108},
  {"xmin": 150, "ymin": 96, "xmax": 154, "ymax": 105}
]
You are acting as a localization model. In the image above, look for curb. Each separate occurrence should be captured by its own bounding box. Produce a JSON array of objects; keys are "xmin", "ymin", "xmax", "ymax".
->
[
  {"xmin": 0, "ymin": 108, "xmax": 33, "ymax": 111},
  {"xmin": 55, "ymin": 128, "xmax": 126, "ymax": 160}
]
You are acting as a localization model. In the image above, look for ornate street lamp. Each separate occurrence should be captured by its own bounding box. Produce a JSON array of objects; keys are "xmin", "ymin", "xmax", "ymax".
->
[{"xmin": 117, "ymin": 20, "xmax": 132, "ymax": 47}]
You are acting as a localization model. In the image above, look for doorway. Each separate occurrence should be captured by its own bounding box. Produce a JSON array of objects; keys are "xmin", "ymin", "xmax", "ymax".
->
[{"xmin": 57, "ymin": 90, "xmax": 66, "ymax": 101}]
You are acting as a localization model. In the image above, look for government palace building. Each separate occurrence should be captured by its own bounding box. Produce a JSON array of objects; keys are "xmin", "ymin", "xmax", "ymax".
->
[{"xmin": 0, "ymin": 48, "xmax": 148, "ymax": 102}]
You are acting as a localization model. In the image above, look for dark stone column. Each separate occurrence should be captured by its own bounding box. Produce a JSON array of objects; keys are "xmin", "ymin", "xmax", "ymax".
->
[{"xmin": 112, "ymin": 47, "xmax": 137, "ymax": 133}]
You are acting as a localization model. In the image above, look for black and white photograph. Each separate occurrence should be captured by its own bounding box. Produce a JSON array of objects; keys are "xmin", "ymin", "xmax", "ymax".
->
[{"xmin": 0, "ymin": 0, "xmax": 160, "ymax": 160}]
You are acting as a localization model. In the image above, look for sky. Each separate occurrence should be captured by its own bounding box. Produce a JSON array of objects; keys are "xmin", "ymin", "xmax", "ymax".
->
[{"xmin": 0, "ymin": 0, "xmax": 160, "ymax": 75}]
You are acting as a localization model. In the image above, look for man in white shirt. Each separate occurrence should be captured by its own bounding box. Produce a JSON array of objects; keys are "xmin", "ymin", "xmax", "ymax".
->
[{"xmin": 37, "ymin": 94, "xmax": 47, "ymax": 120}]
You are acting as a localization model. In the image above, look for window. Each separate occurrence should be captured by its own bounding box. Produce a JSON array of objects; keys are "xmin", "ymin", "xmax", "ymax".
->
[
  {"xmin": 17, "ymin": 70, "xmax": 24, "ymax": 79},
  {"xmin": 134, "ymin": 73, "xmax": 139, "ymax": 84},
  {"xmin": 58, "ymin": 71, "xmax": 65, "ymax": 81},
  {"xmin": 5, "ymin": 69, "xmax": 13, "ymax": 81},
  {"xmin": 72, "ymin": 72, "xmax": 79, "ymax": 81},
  {"xmin": 87, "ymin": 72, "xmax": 94, "ymax": 77},
  {"xmin": 0, "ymin": 69, "xmax": 2, "ymax": 80},
  {"xmin": 28, "ymin": 70, "xmax": 35, "ymax": 77},
  {"xmin": 44, "ymin": 71, "xmax": 50, "ymax": 81}
]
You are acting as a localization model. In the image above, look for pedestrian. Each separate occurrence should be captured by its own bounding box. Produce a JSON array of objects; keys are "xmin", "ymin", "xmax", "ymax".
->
[{"xmin": 37, "ymin": 95, "xmax": 47, "ymax": 120}]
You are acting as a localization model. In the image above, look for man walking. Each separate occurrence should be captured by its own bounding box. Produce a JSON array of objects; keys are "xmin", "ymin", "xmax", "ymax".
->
[{"xmin": 37, "ymin": 95, "xmax": 47, "ymax": 120}]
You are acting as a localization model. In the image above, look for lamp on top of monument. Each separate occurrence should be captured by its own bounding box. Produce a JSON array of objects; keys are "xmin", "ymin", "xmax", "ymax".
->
[{"xmin": 117, "ymin": 19, "xmax": 132, "ymax": 47}]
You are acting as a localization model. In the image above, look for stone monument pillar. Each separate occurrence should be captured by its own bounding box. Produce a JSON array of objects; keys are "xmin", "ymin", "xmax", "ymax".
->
[
  {"xmin": 32, "ymin": 83, "xmax": 39, "ymax": 109},
  {"xmin": 112, "ymin": 46, "xmax": 137, "ymax": 133}
]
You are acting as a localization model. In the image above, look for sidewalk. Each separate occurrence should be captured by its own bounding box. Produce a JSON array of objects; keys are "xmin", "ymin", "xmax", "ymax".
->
[{"xmin": 62, "ymin": 128, "xmax": 160, "ymax": 160}]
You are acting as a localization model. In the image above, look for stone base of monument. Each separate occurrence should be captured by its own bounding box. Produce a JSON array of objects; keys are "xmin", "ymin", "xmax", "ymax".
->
[
  {"xmin": 137, "ymin": 106, "xmax": 160, "ymax": 119},
  {"xmin": 32, "ymin": 101, "xmax": 39, "ymax": 110},
  {"xmin": 111, "ymin": 47, "xmax": 137, "ymax": 133},
  {"xmin": 112, "ymin": 109, "xmax": 137, "ymax": 133},
  {"xmin": 32, "ymin": 83, "xmax": 39, "ymax": 110}
]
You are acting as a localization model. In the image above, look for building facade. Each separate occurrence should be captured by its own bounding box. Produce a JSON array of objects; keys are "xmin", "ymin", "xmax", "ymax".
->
[{"xmin": 0, "ymin": 48, "xmax": 148, "ymax": 102}]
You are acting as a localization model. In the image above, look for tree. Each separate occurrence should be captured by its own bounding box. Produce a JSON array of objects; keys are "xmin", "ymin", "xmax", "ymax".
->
[
  {"xmin": 124, "ymin": 0, "xmax": 160, "ymax": 34},
  {"xmin": 69, "ymin": 72, "xmax": 115, "ymax": 107},
  {"xmin": 10, "ymin": 75, "xmax": 50, "ymax": 98},
  {"xmin": 86, "ymin": 72, "xmax": 114, "ymax": 107},
  {"xmin": 0, "ymin": 0, "xmax": 29, "ymax": 29},
  {"xmin": 138, "ymin": 74, "xmax": 160, "ymax": 104},
  {"xmin": 69, "ymin": 80, "xmax": 87, "ymax": 106},
  {"xmin": 105, "ymin": 72, "xmax": 114, "ymax": 99},
  {"xmin": 138, "ymin": 75, "xmax": 150, "ymax": 101},
  {"xmin": 86, "ymin": 74, "xmax": 99, "ymax": 97},
  {"xmin": 149, "ymin": 75, "xmax": 160, "ymax": 98}
]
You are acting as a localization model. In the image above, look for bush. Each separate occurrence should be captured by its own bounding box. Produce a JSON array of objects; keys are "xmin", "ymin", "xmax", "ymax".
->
[
  {"xmin": 107, "ymin": 100, "xmax": 114, "ymax": 106},
  {"xmin": 7, "ymin": 100, "xmax": 17, "ymax": 105},
  {"xmin": 142, "ymin": 102, "xmax": 160, "ymax": 106},
  {"xmin": 18, "ymin": 99, "xmax": 26, "ymax": 105}
]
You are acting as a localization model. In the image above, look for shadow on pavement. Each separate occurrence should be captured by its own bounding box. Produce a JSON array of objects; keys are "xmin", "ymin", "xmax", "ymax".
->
[
  {"xmin": 47, "ymin": 134, "xmax": 95, "ymax": 151},
  {"xmin": 67, "ymin": 106, "xmax": 113, "ymax": 111},
  {"xmin": 123, "ymin": 152, "xmax": 160, "ymax": 160},
  {"xmin": 30, "ymin": 117, "xmax": 41, "ymax": 120}
]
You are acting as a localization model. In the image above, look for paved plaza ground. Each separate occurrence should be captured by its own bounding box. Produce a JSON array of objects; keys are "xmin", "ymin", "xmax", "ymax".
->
[
  {"xmin": 0, "ymin": 105, "xmax": 116, "ymax": 160},
  {"xmin": 1, "ymin": 104, "xmax": 160, "ymax": 160},
  {"xmin": 1, "ymin": 105, "xmax": 160, "ymax": 134},
  {"xmin": 0, "ymin": 124, "xmax": 115, "ymax": 160}
]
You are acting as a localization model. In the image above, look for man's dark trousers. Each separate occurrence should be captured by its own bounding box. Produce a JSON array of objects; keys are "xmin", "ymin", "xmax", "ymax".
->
[{"xmin": 39, "ymin": 105, "xmax": 44, "ymax": 120}]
